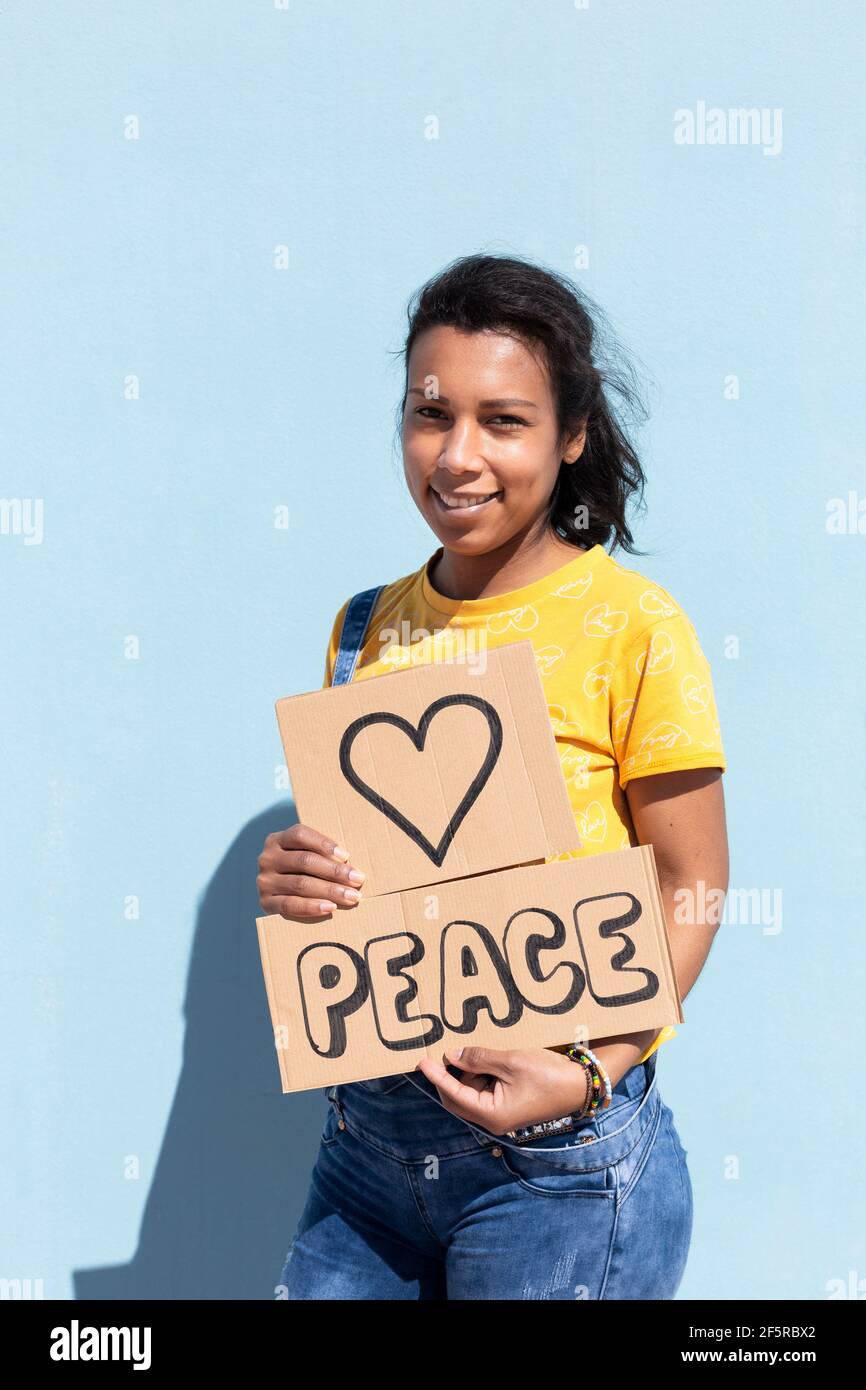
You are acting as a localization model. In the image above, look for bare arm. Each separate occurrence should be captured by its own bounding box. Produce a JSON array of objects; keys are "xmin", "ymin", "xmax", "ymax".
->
[{"xmin": 576, "ymin": 766, "xmax": 730, "ymax": 1088}]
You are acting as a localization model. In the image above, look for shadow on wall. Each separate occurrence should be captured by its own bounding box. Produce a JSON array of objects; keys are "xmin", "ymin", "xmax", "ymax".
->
[{"xmin": 74, "ymin": 801, "xmax": 323, "ymax": 1300}]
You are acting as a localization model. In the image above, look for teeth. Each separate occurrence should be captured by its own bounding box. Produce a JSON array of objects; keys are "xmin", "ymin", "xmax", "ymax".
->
[{"xmin": 435, "ymin": 489, "xmax": 500, "ymax": 509}]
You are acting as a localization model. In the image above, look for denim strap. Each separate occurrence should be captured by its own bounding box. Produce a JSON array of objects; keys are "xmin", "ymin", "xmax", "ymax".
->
[{"xmin": 330, "ymin": 585, "xmax": 385, "ymax": 687}]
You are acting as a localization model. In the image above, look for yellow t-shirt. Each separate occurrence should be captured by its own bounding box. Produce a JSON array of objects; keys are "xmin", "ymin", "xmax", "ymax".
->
[{"xmin": 323, "ymin": 541, "xmax": 727, "ymax": 1067}]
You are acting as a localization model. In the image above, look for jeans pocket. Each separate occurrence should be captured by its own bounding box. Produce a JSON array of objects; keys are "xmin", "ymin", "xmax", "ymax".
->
[{"xmin": 497, "ymin": 1089, "xmax": 655, "ymax": 1198}]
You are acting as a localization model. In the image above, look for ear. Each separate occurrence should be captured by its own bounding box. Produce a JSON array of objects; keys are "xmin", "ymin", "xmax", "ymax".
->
[{"xmin": 562, "ymin": 417, "xmax": 588, "ymax": 465}]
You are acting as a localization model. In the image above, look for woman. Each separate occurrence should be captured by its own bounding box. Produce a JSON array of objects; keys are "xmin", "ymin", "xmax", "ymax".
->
[{"xmin": 258, "ymin": 253, "xmax": 729, "ymax": 1299}]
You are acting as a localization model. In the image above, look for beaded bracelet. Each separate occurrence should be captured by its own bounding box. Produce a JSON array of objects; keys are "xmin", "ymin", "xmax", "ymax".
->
[
  {"xmin": 574, "ymin": 1057, "xmax": 601, "ymax": 1117},
  {"xmin": 567, "ymin": 1045, "xmax": 613, "ymax": 1112}
]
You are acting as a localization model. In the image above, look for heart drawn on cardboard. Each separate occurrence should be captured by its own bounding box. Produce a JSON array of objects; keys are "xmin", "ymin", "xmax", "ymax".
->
[{"xmin": 337, "ymin": 694, "xmax": 503, "ymax": 866}]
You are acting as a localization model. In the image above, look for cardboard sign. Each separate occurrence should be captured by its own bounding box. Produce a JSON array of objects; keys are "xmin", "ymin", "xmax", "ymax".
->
[
  {"xmin": 256, "ymin": 846, "xmax": 683, "ymax": 1093},
  {"xmin": 274, "ymin": 640, "xmax": 581, "ymax": 897}
]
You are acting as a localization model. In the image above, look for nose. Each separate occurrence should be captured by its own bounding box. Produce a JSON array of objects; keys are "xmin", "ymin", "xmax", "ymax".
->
[{"xmin": 436, "ymin": 418, "xmax": 484, "ymax": 475}]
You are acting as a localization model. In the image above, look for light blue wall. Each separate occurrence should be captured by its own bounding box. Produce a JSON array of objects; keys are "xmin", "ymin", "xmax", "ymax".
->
[{"xmin": 2, "ymin": 0, "xmax": 863, "ymax": 1300}]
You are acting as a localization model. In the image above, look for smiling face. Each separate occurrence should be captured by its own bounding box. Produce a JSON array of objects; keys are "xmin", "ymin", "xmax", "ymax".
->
[{"xmin": 401, "ymin": 326, "xmax": 586, "ymax": 561}]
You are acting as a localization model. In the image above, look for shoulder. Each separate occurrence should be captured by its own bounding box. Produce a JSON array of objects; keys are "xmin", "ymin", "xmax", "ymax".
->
[
  {"xmin": 325, "ymin": 560, "xmax": 427, "ymax": 645},
  {"xmin": 596, "ymin": 550, "xmax": 705, "ymax": 654},
  {"xmin": 599, "ymin": 550, "xmax": 686, "ymax": 625},
  {"xmin": 369, "ymin": 564, "xmax": 425, "ymax": 623},
  {"xmin": 328, "ymin": 562, "xmax": 424, "ymax": 628}
]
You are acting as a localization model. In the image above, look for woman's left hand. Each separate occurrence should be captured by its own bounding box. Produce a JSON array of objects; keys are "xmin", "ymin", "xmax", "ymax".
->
[{"xmin": 415, "ymin": 1045, "xmax": 592, "ymax": 1135}]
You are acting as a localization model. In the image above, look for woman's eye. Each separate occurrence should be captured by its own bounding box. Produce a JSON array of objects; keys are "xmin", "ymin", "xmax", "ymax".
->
[{"xmin": 414, "ymin": 408, "xmax": 525, "ymax": 428}]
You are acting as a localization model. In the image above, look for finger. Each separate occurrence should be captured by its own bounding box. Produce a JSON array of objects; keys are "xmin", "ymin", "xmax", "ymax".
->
[
  {"xmin": 266, "ymin": 871, "xmax": 363, "ymax": 907},
  {"xmin": 271, "ymin": 848, "xmax": 365, "ymax": 889},
  {"xmin": 443, "ymin": 1045, "xmax": 513, "ymax": 1080},
  {"xmin": 275, "ymin": 825, "xmax": 352, "ymax": 864},
  {"xmin": 259, "ymin": 894, "xmax": 336, "ymax": 921},
  {"xmin": 461, "ymin": 1073, "xmax": 492, "ymax": 1094},
  {"xmin": 415, "ymin": 1058, "xmax": 501, "ymax": 1123}
]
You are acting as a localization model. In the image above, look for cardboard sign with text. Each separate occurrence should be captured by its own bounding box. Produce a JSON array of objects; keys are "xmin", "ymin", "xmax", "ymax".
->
[
  {"xmin": 256, "ymin": 846, "xmax": 683, "ymax": 1092},
  {"xmin": 273, "ymin": 640, "xmax": 581, "ymax": 897}
]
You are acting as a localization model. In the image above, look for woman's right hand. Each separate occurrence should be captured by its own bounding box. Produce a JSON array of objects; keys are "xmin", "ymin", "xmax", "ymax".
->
[{"xmin": 257, "ymin": 823, "xmax": 366, "ymax": 921}]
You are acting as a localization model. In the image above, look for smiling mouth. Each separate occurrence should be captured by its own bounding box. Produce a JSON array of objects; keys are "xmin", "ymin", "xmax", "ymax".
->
[{"xmin": 431, "ymin": 486, "xmax": 503, "ymax": 513}]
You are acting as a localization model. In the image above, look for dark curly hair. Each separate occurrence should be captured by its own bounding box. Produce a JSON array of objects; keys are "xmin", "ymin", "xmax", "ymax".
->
[{"xmin": 393, "ymin": 252, "xmax": 650, "ymax": 555}]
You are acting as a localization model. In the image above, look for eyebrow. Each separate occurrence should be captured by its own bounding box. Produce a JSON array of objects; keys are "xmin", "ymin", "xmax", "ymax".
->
[{"xmin": 407, "ymin": 388, "xmax": 539, "ymax": 409}]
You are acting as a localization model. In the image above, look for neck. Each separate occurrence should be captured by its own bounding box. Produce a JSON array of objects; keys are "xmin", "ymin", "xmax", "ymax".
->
[{"xmin": 428, "ymin": 525, "xmax": 586, "ymax": 601}]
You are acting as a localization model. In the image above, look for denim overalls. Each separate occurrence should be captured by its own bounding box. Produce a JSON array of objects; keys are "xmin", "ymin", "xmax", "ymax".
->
[{"xmin": 279, "ymin": 587, "xmax": 694, "ymax": 1300}]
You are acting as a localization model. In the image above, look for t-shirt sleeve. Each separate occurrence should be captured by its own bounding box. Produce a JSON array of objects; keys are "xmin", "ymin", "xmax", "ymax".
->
[
  {"xmin": 321, "ymin": 597, "xmax": 350, "ymax": 690},
  {"xmin": 609, "ymin": 611, "xmax": 727, "ymax": 788}
]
